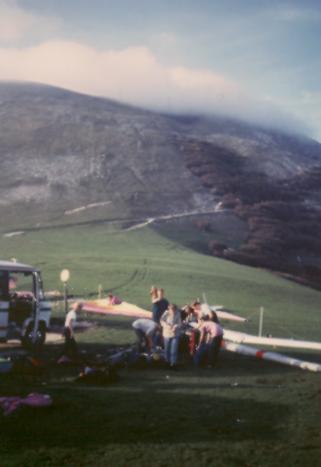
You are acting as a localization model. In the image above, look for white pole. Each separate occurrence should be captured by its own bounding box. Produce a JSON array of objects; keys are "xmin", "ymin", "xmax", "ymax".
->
[
  {"xmin": 98, "ymin": 284, "xmax": 103, "ymax": 299},
  {"xmin": 60, "ymin": 269, "xmax": 70, "ymax": 315},
  {"xmin": 222, "ymin": 340, "xmax": 321, "ymax": 373},
  {"xmin": 258, "ymin": 306, "xmax": 264, "ymax": 337},
  {"xmin": 32, "ymin": 272, "xmax": 40, "ymax": 345}
]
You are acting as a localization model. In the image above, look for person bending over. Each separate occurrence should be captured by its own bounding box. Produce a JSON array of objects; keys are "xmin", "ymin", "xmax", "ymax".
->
[
  {"xmin": 132, "ymin": 318, "xmax": 160, "ymax": 352},
  {"xmin": 194, "ymin": 317, "xmax": 224, "ymax": 368}
]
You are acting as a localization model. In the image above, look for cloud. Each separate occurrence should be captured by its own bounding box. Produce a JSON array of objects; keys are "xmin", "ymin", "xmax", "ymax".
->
[
  {"xmin": 292, "ymin": 91, "xmax": 321, "ymax": 141},
  {"xmin": 267, "ymin": 4, "xmax": 321, "ymax": 23},
  {"xmin": 0, "ymin": 0, "xmax": 60, "ymax": 43},
  {"xmin": 0, "ymin": 39, "xmax": 306, "ymax": 134},
  {"xmin": 157, "ymin": 32, "xmax": 178, "ymax": 46}
]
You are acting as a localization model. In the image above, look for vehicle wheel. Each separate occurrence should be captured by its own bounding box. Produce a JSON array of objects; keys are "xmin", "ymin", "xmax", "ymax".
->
[{"xmin": 22, "ymin": 323, "xmax": 46, "ymax": 348}]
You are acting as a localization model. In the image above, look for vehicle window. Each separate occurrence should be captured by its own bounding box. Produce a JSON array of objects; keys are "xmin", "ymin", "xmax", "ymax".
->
[
  {"xmin": 9, "ymin": 272, "xmax": 34, "ymax": 299},
  {"xmin": 0, "ymin": 271, "xmax": 9, "ymax": 300}
]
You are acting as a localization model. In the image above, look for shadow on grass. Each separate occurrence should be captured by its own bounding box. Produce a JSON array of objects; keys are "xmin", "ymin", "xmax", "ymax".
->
[
  {"xmin": 1, "ymin": 338, "xmax": 311, "ymax": 380},
  {"xmin": 77, "ymin": 342, "xmax": 314, "ymax": 377},
  {"xmin": 47, "ymin": 340, "xmax": 314, "ymax": 378},
  {"xmin": 0, "ymin": 339, "xmax": 305, "ymax": 467},
  {"xmin": 0, "ymin": 378, "xmax": 289, "ymax": 452}
]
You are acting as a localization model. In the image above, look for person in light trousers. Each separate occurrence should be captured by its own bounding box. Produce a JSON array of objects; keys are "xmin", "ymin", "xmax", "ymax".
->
[{"xmin": 160, "ymin": 303, "xmax": 181, "ymax": 369}]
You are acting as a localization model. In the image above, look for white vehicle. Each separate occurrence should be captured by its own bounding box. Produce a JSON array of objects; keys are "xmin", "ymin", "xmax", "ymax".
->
[{"xmin": 0, "ymin": 260, "xmax": 51, "ymax": 347}]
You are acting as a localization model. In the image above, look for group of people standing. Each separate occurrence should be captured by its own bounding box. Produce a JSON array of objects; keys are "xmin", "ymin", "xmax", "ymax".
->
[
  {"xmin": 132, "ymin": 287, "xmax": 224, "ymax": 370},
  {"xmin": 61, "ymin": 288, "xmax": 224, "ymax": 370}
]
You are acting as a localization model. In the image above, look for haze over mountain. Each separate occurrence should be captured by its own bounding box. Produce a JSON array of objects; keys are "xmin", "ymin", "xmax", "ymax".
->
[{"xmin": 1, "ymin": 81, "xmax": 321, "ymax": 286}]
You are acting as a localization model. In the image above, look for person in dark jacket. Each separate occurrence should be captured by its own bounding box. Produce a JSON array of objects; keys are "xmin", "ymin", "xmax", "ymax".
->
[{"xmin": 151, "ymin": 287, "xmax": 169, "ymax": 323}]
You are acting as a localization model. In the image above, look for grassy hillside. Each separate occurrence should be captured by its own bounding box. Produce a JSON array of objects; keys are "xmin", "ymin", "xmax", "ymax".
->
[{"xmin": 1, "ymin": 223, "xmax": 321, "ymax": 341}]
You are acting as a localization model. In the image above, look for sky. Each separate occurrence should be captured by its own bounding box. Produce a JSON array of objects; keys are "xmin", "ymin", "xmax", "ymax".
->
[{"xmin": 0, "ymin": 0, "xmax": 321, "ymax": 140}]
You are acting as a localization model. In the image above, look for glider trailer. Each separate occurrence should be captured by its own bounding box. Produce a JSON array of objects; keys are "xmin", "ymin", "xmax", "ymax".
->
[{"xmin": 0, "ymin": 260, "xmax": 51, "ymax": 347}]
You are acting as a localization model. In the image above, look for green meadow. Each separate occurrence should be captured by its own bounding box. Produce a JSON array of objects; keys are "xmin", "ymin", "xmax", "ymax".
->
[
  {"xmin": 1, "ymin": 222, "xmax": 320, "ymax": 340},
  {"xmin": 0, "ymin": 223, "xmax": 321, "ymax": 466}
]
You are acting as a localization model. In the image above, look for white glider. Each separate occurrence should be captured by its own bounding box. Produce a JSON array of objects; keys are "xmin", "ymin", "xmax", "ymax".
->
[
  {"xmin": 223, "ymin": 329, "xmax": 321, "ymax": 352},
  {"xmin": 222, "ymin": 340, "xmax": 321, "ymax": 373}
]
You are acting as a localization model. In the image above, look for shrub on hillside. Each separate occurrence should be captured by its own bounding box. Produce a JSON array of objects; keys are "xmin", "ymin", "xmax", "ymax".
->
[{"xmin": 208, "ymin": 240, "xmax": 228, "ymax": 256}]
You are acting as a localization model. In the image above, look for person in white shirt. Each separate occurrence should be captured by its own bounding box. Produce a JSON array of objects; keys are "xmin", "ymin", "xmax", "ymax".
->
[
  {"xmin": 62, "ymin": 302, "xmax": 83, "ymax": 359},
  {"xmin": 132, "ymin": 318, "xmax": 160, "ymax": 352}
]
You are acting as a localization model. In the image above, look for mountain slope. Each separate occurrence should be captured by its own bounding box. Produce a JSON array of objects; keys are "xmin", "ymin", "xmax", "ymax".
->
[
  {"xmin": 1, "ymin": 81, "xmax": 321, "ymax": 286},
  {"xmin": 0, "ymin": 82, "xmax": 216, "ymax": 226}
]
